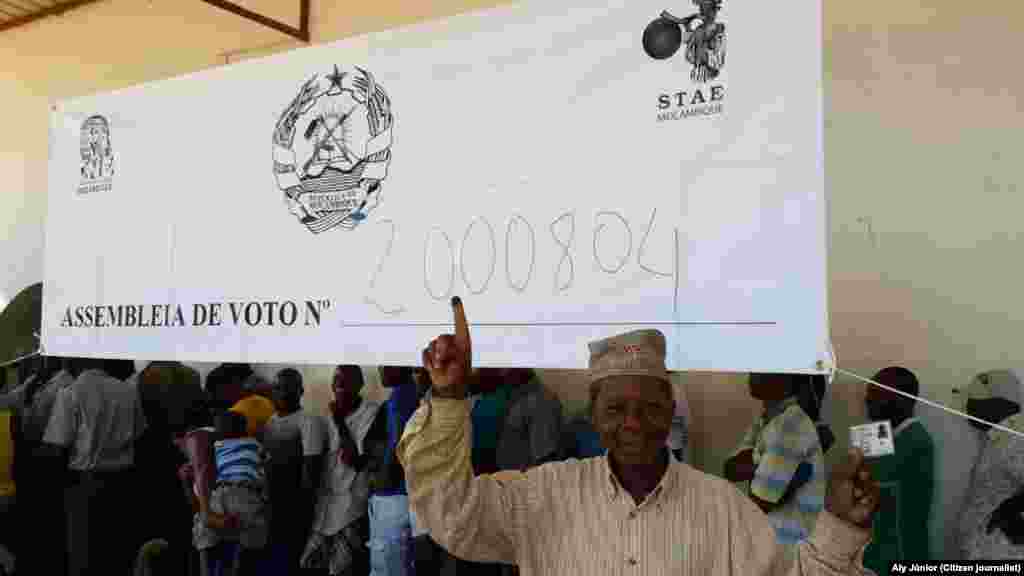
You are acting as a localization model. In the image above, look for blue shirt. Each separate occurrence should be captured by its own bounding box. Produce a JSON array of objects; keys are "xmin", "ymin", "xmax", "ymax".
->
[
  {"xmin": 381, "ymin": 377, "xmax": 421, "ymax": 494},
  {"xmin": 214, "ymin": 437, "xmax": 265, "ymax": 484}
]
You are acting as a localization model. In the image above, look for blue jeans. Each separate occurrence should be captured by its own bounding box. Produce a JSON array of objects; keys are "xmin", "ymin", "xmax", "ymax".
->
[{"xmin": 368, "ymin": 493, "xmax": 416, "ymax": 576}]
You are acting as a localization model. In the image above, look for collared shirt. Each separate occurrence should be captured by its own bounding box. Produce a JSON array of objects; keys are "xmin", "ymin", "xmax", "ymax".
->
[
  {"xmin": 398, "ymin": 397, "xmax": 873, "ymax": 576},
  {"xmin": 43, "ymin": 369, "xmax": 147, "ymax": 471},
  {"xmin": 742, "ymin": 397, "xmax": 826, "ymax": 545}
]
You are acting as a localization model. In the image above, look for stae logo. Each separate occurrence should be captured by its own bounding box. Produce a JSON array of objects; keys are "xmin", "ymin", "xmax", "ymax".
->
[
  {"xmin": 78, "ymin": 115, "xmax": 114, "ymax": 195},
  {"xmin": 643, "ymin": 1, "xmax": 727, "ymax": 123},
  {"xmin": 273, "ymin": 65, "xmax": 394, "ymax": 234},
  {"xmin": 643, "ymin": 0, "xmax": 726, "ymax": 83}
]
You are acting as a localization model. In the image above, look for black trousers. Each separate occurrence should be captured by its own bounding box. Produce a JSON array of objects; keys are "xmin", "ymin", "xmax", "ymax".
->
[
  {"xmin": 415, "ymin": 535, "xmax": 517, "ymax": 576},
  {"xmin": 65, "ymin": 468, "xmax": 139, "ymax": 576}
]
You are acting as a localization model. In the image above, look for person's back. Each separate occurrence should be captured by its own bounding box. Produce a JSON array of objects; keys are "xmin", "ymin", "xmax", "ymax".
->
[
  {"xmin": 496, "ymin": 369, "xmax": 564, "ymax": 472},
  {"xmin": 263, "ymin": 410, "xmax": 308, "ymax": 528},
  {"xmin": 23, "ymin": 368, "xmax": 73, "ymax": 445},
  {"xmin": 726, "ymin": 374, "xmax": 826, "ymax": 545},
  {"xmin": 56, "ymin": 368, "xmax": 144, "ymax": 471},
  {"xmin": 44, "ymin": 360, "xmax": 147, "ymax": 576},
  {"xmin": 197, "ymin": 411, "xmax": 269, "ymax": 574},
  {"xmin": 215, "ymin": 436, "xmax": 265, "ymax": 487},
  {"xmin": 751, "ymin": 399, "xmax": 827, "ymax": 544}
]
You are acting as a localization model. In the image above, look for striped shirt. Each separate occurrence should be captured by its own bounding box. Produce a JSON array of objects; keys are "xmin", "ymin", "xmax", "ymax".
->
[
  {"xmin": 398, "ymin": 397, "xmax": 873, "ymax": 576},
  {"xmin": 735, "ymin": 397, "xmax": 827, "ymax": 545},
  {"xmin": 215, "ymin": 438, "xmax": 265, "ymax": 485}
]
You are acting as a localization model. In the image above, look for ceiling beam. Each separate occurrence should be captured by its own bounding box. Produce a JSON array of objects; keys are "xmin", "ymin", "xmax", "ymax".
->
[
  {"xmin": 0, "ymin": 0, "xmax": 105, "ymax": 33},
  {"xmin": 200, "ymin": 0, "xmax": 310, "ymax": 43},
  {"xmin": 1, "ymin": 1, "xmax": 32, "ymax": 14}
]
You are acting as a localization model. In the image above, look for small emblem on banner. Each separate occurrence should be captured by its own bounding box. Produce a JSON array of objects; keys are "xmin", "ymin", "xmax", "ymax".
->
[
  {"xmin": 77, "ymin": 115, "xmax": 114, "ymax": 195},
  {"xmin": 645, "ymin": 2, "xmax": 727, "ymax": 123},
  {"xmin": 273, "ymin": 65, "xmax": 395, "ymax": 234},
  {"xmin": 643, "ymin": 1, "xmax": 727, "ymax": 83}
]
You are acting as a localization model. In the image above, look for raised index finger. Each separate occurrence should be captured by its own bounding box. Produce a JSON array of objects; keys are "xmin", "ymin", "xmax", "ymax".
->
[{"xmin": 452, "ymin": 296, "xmax": 471, "ymax": 352}]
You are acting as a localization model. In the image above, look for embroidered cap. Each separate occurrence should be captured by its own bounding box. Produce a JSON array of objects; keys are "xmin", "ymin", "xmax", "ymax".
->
[{"xmin": 588, "ymin": 329, "xmax": 670, "ymax": 385}]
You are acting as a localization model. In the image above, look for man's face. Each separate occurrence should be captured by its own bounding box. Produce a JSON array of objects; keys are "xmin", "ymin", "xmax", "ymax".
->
[
  {"xmin": 499, "ymin": 368, "xmax": 532, "ymax": 388},
  {"xmin": 476, "ymin": 368, "xmax": 503, "ymax": 395},
  {"xmin": 592, "ymin": 375, "xmax": 674, "ymax": 467},
  {"xmin": 379, "ymin": 366, "xmax": 405, "ymax": 388},
  {"xmin": 272, "ymin": 378, "xmax": 300, "ymax": 412},
  {"xmin": 333, "ymin": 367, "xmax": 359, "ymax": 408},
  {"xmin": 864, "ymin": 375, "xmax": 900, "ymax": 420}
]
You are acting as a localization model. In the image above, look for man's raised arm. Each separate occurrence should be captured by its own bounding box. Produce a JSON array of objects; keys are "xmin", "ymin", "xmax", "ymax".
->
[{"xmin": 397, "ymin": 297, "xmax": 531, "ymax": 565}]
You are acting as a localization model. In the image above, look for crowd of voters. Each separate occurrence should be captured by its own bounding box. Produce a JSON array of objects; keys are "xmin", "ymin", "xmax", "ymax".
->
[{"xmin": 0, "ymin": 300, "xmax": 1021, "ymax": 574}]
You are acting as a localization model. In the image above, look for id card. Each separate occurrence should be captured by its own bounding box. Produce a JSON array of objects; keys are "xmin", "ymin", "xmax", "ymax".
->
[{"xmin": 850, "ymin": 421, "xmax": 896, "ymax": 458}]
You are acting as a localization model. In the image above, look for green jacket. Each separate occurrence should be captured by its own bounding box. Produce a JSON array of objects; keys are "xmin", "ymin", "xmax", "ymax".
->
[{"xmin": 863, "ymin": 418, "xmax": 935, "ymax": 572}]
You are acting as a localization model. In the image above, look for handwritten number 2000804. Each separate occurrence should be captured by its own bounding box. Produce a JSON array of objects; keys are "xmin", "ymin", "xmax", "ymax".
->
[{"xmin": 364, "ymin": 209, "xmax": 678, "ymax": 315}]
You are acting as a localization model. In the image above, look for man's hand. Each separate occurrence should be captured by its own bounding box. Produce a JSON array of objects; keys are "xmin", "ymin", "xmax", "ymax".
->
[
  {"xmin": 423, "ymin": 297, "xmax": 472, "ymax": 399},
  {"xmin": 825, "ymin": 448, "xmax": 880, "ymax": 530}
]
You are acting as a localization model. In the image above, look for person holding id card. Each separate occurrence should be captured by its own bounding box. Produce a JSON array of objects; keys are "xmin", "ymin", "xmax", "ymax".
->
[{"xmin": 861, "ymin": 367, "xmax": 935, "ymax": 573}]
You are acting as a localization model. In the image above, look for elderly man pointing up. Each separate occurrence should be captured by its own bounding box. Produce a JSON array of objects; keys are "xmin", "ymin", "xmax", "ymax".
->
[{"xmin": 398, "ymin": 297, "xmax": 881, "ymax": 575}]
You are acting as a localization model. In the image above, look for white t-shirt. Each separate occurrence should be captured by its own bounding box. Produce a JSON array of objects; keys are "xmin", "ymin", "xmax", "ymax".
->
[
  {"xmin": 312, "ymin": 401, "xmax": 381, "ymax": 535},
  {"xmin": 43, "ymin": 370, "xmax": 147, "ymax": 471},
  {"xmin": 264, "ymin": 410, "xmax": 328, "ymax": 458}
]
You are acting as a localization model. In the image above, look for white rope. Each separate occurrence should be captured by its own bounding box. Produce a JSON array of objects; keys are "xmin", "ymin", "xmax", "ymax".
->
[{"xmin": 836, "ymin": 368, "xmax": 1024, "ymax": 441}]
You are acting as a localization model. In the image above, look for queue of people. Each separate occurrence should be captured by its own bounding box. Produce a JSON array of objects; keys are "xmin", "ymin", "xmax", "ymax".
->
[{"xmin": 1, "ymin": 302, "xmax": 1022, "ymax": 573}]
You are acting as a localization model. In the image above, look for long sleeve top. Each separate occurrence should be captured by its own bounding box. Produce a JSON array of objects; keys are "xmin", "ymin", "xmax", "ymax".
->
[{"xmin": 397, "ymin": 397, "xmax": 875, "ymax": 576}]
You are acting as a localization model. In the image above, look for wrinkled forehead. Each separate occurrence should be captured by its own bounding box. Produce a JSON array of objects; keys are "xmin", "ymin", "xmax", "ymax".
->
[{"xmin": 597, "ymin": 375, "xmax": 674, "ymax": 404}]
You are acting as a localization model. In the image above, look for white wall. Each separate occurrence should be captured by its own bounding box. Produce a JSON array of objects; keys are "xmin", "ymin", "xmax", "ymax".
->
[{"xmin": 4, "ymin": 0, "xmax": 1024, "ymax": 559}]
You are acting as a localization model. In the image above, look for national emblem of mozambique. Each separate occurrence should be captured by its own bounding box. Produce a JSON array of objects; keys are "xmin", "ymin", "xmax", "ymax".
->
[{"xmin": 273, "ymin": 66, "xmax": 394, "ymax": 234}]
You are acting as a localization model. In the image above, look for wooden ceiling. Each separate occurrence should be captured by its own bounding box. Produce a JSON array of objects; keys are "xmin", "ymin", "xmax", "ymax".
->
[
  {"xmin": 0, "ymin": 1, "xmax": 309, "ymax": 41},
  {"xmin": 0, "ymin": 0, "xmax": 104, "ymax": 33}
]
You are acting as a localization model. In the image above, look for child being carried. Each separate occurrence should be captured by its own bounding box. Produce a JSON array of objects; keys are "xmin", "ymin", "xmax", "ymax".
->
[{"xmin": 195, "ymin": 411, "xmax": 269, "ymax": 575}]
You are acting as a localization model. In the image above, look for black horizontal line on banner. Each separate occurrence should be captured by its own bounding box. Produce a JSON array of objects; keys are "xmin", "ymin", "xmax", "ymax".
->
[{"xmin": 339, "ymin": 321, "xmax": 778, "ymax": 328}]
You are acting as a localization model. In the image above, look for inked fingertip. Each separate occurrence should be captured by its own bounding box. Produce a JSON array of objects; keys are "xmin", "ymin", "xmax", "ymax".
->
[{"xmin": 452, "ymin": 296, "xmax": 462, "ymax": 307}]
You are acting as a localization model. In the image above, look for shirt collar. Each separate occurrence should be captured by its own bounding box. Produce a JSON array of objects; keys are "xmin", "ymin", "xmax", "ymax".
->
[
  {"xmin": 894, "ymin": 417, "xmax": 919, "ymax": 436},
  {"xmin": 601, "ymin": 450, "xmax": 677, "ymax": 506}
]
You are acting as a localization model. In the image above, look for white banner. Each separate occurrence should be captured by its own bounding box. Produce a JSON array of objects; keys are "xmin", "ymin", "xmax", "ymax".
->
[{"xmin": 44, "ymin": 0, "xmax": 827, "ymax": 373}]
